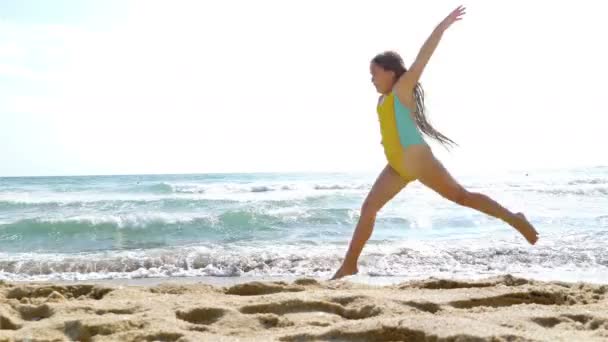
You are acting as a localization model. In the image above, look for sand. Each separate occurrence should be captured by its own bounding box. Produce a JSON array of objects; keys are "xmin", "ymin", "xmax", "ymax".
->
[{"xmin": 0, "ymin": 274, "xmax": 607, "ymax": 342}]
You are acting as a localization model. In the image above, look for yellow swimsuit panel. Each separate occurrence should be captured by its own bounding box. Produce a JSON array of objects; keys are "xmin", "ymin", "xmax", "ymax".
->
[{"xmin": 376, "ymin": 92, "xmax": 426, "ymax": 181}]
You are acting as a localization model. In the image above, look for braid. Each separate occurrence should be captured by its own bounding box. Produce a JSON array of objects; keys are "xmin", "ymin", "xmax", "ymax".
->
[
  {"xmin": 412, "ymin": 82, "xmax": 457, "ymax": 147},
  {"xmin": 372, "ymin": 50, "xmax": 457, "ymax": 149}
]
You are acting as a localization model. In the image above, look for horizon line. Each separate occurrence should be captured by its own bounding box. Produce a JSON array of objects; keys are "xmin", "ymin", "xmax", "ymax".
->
[{"xmin": 1, "ymin": 164, "xmax": 606, "ymax": 179}]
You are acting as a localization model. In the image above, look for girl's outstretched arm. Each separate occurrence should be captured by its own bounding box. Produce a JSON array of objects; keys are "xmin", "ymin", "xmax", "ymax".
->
[{"xmin": 397, "ymin": 5, "xmax": 466, "ymax": 89}]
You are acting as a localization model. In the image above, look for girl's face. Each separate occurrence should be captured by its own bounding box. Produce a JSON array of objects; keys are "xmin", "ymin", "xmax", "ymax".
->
[{"xmin": 370, "ymin": 62, "xmax": 395, "ymax": 94}]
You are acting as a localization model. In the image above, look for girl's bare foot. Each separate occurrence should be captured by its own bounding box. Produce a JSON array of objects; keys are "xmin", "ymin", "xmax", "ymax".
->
[
  {"xmin": 330, "ymin": 264, "xmax": 359, "ymax": 280},
  {"xmin": 509, "ymin": 212, "xmax": 539, "ymax": 245}
]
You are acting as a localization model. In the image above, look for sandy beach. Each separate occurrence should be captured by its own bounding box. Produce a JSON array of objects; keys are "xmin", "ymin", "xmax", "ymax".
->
[{"xmin": 0, "ymin": 274, "xmax": 606, "ymax": 341}]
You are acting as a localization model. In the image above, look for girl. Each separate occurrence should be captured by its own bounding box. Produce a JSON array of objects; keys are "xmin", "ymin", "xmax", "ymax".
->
[{"xmin": 332, "ymin": 5, "xmax": 539, "ymax": 280}]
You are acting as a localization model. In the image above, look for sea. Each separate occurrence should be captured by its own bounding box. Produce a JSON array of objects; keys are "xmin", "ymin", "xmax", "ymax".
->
[{"xmin": 0, "ymin": 166, "xmax": 607, "ymax": 284}]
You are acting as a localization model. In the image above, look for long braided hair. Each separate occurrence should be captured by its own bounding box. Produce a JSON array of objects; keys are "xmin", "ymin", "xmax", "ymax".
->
[{"xmin": 372, "ymin": 51, "xmax": 457, "ymax": 148}]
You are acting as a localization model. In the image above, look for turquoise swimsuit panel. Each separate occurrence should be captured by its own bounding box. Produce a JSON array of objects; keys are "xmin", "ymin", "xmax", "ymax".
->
[{"xmin": 394, "ymin": 94, "xmax": 426, "ymax": 148}]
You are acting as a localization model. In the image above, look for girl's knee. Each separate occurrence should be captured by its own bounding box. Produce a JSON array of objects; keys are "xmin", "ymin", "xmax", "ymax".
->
[
  {"xmin": 361, "ymin": 198, "xmax": 381, "ymax": 216},
  {"xmin": 448, "ymin": 187, "xmax": 469, "ymax": 205}
]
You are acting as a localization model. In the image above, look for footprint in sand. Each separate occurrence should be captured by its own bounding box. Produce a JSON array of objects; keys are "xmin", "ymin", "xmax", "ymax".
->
[
  {"xmin": 400, "ymin": 274, "xmax": 530, "ymax": 290},
  {"xmin": 94, "ymin": 307, "xmax": 140, "ymax": 315},
  {"xmin": 16, "ymin": 303, "xmax": 53, "ymax": 321},
  {"xmin": 0, "ymin": 310, "xmax": 21, "ymax": 330},
  {"xmin": 7, "ymin": 284, "xmax": 113, "ymax": 301},
  {"xmin": 175, "ymin": 307, "xmax": 228, "ymax": 325},
  {"xmin": 64, "ymin": 318, "xmax": 148, "ymax": 341},
  {"xmin": 328, "ymin": 295, "xmax": 369, "ymax": 306},
  {"xmin": 449, "ymin": 290, "xmax": 572, "ymax": 309},
  {"xmin": 279, "ymin": 325, "xmax": 529, "ymax": 342},
  {"xmin": 398, "ymin": 300, "xmax": 442, "ymax": 314},
  {"xmin": 133, "ymin": 332, "xmax": 184, "ymax": 342},
  {"xmin": 224, "ymin": 281, "xmax": 305, "ymax": 296},
  {"xmin": 239, "ymin": 299, "xmax": 381, "ymax": 320},
  {"xmin": 531, "ymin": 314, "xmax": 608, "ymax": 331},
  {"xmin": 175, "ymin": 305, "xmax": 295, "ymax": 333}
]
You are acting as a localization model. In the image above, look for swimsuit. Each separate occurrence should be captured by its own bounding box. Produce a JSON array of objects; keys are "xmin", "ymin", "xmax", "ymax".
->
[{"xmin": 376, "ymin": 92, "xmax": 427, "ymax": 181}]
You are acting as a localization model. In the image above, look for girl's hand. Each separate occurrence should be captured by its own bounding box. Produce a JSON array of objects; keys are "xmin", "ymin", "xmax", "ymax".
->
[{"xmin": 438, "ymin": 5, "xmax": 466, "ymax": 32}]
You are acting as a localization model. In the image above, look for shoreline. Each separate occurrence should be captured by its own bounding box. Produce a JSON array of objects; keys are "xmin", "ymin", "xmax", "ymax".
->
[{"xmin": 5, "ymin": 269, "xmax": 607, "ymax": 288}]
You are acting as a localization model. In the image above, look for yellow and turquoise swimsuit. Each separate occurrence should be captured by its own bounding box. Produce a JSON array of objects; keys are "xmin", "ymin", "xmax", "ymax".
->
[{"xmin": 376, "ymin": 92, "xmax": 427, "ymax": 181}]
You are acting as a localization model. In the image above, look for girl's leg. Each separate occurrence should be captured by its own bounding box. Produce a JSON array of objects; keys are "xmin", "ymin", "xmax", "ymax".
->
[
  {"xmin": 414, "ymin": 150, "xmax": 539, "ymax": 244},
  {"xmin": 331, "ymin": 164, "xmax": 411, "ymax": 280}
]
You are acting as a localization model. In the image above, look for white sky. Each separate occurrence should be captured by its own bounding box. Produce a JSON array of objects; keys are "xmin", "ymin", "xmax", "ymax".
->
[{"xmin": 1, "ymin": 0, "xmax": 607, "ymax": 177}]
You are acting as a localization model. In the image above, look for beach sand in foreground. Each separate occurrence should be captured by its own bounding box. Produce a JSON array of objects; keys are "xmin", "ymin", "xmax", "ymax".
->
[{"xmin": 1, "ymin": 274, "xmax": 607, "ymax": 341}]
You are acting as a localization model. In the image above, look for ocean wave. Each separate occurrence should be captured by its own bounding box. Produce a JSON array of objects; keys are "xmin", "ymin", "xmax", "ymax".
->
[
  {"xmin": 0, "ymin": 241, "xmax": 606, "ymax": 282},
  {"xmin": 0, "ymin": 197, "xmax": 238, "ymax": 211},
  {"xmin": 0, "ymin": 213, "xmax": 262, "ymax": 233},
  {"xmin": 567, "ymin": 178, "xmax": 608, "ymax": 185},
  {"xmin": 0, "ymin": 208, "xmax": 360, "ymax": 249},
  {"xmin": 0, "ymin": 205, "xmax": 433, "ymax": 238},
  {"xmin": 137, "ymin": 182, "xmax": 175, "ymax": 194},
  {"xmin": 528, "ymin": 187, "xmax": 608, "ymax": 196},
  {"xmin": 123, "ymin": 182, "xmax": 367, "ymax": 195},
  {"xmin": 0, "ymin": 184, "xmax": 368, "ymax": 209},
  {"xmin": 313, "ymin": 184, "xmax": 366, "ymax": 190}
]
